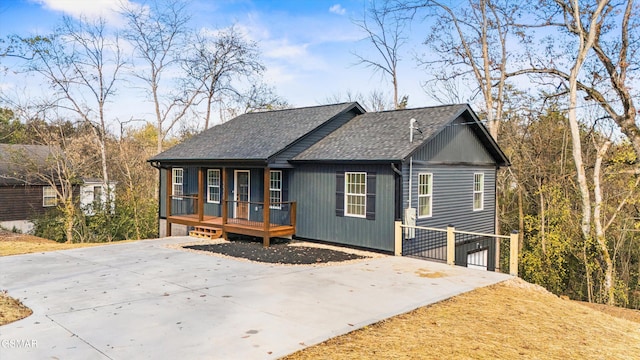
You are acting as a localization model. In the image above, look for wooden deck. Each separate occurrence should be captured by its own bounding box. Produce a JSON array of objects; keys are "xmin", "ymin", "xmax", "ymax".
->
[{"xmin": 168, "ymin": 214, "xmax": 296, "ymax": 240}]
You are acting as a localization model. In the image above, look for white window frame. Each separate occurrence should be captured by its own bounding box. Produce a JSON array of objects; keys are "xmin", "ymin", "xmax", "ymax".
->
[
  {"xmin": 473, "ymin": 173, "xmax": 484, "ymax": 211},
  {"xmin": 207, "ymin": 169, "xmax": 220, "ymax": 204},
  {"xmin": 418, "ymin": 173, "xmax": 433, "ymax": 218},
  {"xmin": 345, "ymin": 172, "xmax": 367, "ymax": 218},
  {"xmin": 43, "ymin": 186, "xmax": 57, "ymax": 207},
  {"xmin": 269, "ymin": 170, "xmax": 282, "ymax": 209},
  {"xmin": 172, "ymin": 168, "xmax": 184, "ymax": 200}
]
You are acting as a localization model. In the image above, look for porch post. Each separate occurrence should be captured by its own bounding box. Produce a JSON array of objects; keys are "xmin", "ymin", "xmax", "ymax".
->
[
  {"xmin": 263, "ymin": 167, "xmax": 271, "ymax": 247},
  {"xmin": 221, "ymin": 167, "xmax": 228, "ymax": 240},
  {"xmin": 510, "ymin": 231, "xmax": 519, "ymax": 277},
  {"xmin": 446, "ymin": 225, "xmax": 455, "ymax": 266},
  {"xmin": 198, "ymin": 167, "xmax": 204, "ymax": 222},
  {"xmin": 394, "ymin": 221, "xmax": 402, "ymax": 256},
  {"xmin": 166, "ymin": 167, "xmax": 172, "ymax": 237}
]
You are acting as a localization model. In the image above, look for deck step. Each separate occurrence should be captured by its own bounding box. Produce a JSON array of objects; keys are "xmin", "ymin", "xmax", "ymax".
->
[{"xmin": 189, "ymin": 226, "xmax": 222, "ymax": 240}]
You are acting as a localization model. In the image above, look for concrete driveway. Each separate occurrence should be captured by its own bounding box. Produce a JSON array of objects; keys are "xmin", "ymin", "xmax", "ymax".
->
[{"xmin": 0, "ymin": 237, "xmax": 509, "ymax": 359}]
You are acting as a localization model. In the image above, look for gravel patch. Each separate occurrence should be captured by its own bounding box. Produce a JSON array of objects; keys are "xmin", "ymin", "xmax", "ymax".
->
[{"xmin": 184, "ymin": 238, "xmax": 369, "ymax": 265}]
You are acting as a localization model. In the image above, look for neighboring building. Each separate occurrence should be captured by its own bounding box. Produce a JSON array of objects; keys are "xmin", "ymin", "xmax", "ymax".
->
[
  {"xmin": 0, "ymin": 144, "xmax": 115, "ymax": 233},
  {"xmin": 80, "ymin": 178, "xmax": 116, "ymax": 216},
  {"xmin": 149, "ymin": 102, "xmax": 509, "ymax": 253}
]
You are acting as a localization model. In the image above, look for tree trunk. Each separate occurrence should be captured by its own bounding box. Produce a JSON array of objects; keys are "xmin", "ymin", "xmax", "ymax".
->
[
  {"xmin": 518, "ymin": 185, "xmax": 524, "ymax": 253},
  {"xmin": 593, "ymin": 140, "xmax": 615, "ymax": 304},
  {"xmin": 564, "ymin": 0, "xmax": 609, "ymax": 302},
  {"xmin": 539, "ymin": 183, "xmax": 546, "ymax": 256},
  {"xmin": 64, "ymin": 200, "xmax": 74, "ymax": 244}
]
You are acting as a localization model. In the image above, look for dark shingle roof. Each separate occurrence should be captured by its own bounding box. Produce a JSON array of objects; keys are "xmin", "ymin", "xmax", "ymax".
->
[
  {"xmin": 0, "ymin": 144, "xmax": 54, "ymax": 185},
  {"xmin": 294, "ymin": 104, "xmax": 469, "ymax": 161},
  {"xmin": 150, "ymin": 102, "xmax": 362, "ymax": 162}
]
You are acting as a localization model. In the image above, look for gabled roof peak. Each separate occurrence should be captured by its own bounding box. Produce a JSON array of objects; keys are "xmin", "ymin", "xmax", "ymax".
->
[{"xmin": 150, "ymin": 102, "xmax": 365, "ymax": 163}]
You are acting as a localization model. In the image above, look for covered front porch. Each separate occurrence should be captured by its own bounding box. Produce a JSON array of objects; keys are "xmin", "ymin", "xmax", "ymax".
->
[{"xmin": 164, "ymin": 167, "xmax": 296, "ymax": 247}]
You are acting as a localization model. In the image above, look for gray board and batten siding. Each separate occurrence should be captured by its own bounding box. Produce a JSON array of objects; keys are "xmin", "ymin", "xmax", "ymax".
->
[
  {"xmin": 403, "ymin": 165, "xmax": 496, "ymax": 233},
  {"xmin": 404, "ymin": 116, "xmax": 498, "ymax": 233},
  {"xmin": 291, "ymin": 163, "xmax": 396, "ymax": 252}
]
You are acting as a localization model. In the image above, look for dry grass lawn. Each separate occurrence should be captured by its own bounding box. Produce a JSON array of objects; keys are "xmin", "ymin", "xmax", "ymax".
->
[
  {"xmin": 0, "ymin": 231, "xmax": 131, "ymax": 256},
  {"xmin": 284, "ymin": 278, "xmax": 640, "ymax": 360},
  {"xmin": 0, "ymin": 290, "xmax": 32, "ymax": 326}
]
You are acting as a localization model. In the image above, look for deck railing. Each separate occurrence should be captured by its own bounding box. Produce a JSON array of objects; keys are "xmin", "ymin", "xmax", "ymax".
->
[
  {"xmin": 225, "ymin": 200, "xmax": 296, "ymax": 227},
  {"xmin": 169, "ymin": 195, "xmax": 198, "ymax": 216},
  {"xmin": 399, "ymin": 224, "xmax": 518, "ymax": 276},
  {"xmin": 169, "ymin": 196, "xmax": 296, "ymax": 229}
]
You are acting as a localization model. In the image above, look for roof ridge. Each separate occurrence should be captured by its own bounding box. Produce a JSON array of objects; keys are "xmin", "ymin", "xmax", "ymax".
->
[
  {"xmin": 369, "ymin": 103, "xmax": 467, "ymax": 114},
  {"xmin": 244, "ymin": 102, "xmax": 357, "ymax": 115}
]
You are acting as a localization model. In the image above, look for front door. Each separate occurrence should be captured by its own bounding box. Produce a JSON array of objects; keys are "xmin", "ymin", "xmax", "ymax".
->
[{"xmin": 234, "ymin": 170, "xmax": 250, "ymax": 219}]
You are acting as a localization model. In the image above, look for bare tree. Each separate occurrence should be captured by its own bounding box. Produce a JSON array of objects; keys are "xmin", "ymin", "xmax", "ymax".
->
[
  {"xmin": 0, "ymin": 100, "xmax": 81, "ymax": 243},
  {"xmin": 324, "ymin": 89, "xmax": 395, "ymax": 111},
  {"xmin": 396, "ymin": 0, "xmax": 523, "ymax": 140},
  {"xmin": 353, "ymin": 0, "xmax": 410, "ymax": 109},
  {"xmin": 509, "ymin": 0, "xmax": 640, "ymax": 165},
  {"xmin": 184, "ymin": 26, "xmax": 265, "ymax": 130},
  {"xmin": 236, "ymin": 83, "xmax": 289, "ymax": 114},
  {"xmin": 507, "ymin": 0, "xmax": 631, "ymax": 304},
  {"xmin": 120, "ymin": 0, "xmax": 198, "ymax": 153},
  {"xmin": 19, "ymin": 16, "xmax": 124, "ymax": 207}
]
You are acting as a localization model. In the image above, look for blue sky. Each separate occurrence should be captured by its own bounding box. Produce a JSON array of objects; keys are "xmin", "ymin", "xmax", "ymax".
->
[{"xmin": 0, "ymin": 0, "xmax": 436, "ymax": 129}]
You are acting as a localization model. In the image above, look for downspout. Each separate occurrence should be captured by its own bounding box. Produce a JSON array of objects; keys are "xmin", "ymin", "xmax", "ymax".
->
[
  {"xmin": 391, "ymin": 163, "xmax": 402, "ymax": 221},
  {"xmin": 408, "ymin": 157, "xmax": 413, "ymax": 207},
  {"xmin": 408, "ymin": 118, "xmax": 417, "ymax": 208}
]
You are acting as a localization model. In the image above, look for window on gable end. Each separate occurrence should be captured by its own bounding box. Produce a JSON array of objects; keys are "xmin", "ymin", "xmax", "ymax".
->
[
  {"xmin": 473, "ymin": 173, "xmax": 484, "ymax": 211},
  {"xmin": 418, "ymin": 173, "xmax": 432, "ymax": 218}
]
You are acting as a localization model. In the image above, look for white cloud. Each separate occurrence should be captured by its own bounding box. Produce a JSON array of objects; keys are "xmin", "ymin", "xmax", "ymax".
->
[
  {"xmin": 264, "ymin": 41, "xmax": 308, "ymax": 60},
  {"xmin": 263, "ymin": 66, "xmax": 297, "ymax": 85},
  {"xmin": 30, "ymin": 0, "xmax": 136, "ymax": 25},
  {"xmin": 329, "ymin": 4, "xmax": 346, "ymax": 15}
]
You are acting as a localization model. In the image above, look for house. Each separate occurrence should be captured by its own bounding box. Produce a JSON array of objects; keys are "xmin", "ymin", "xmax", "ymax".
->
[
  {"xmin": 79, "ymin": 178, "xmax": 117, "ymax": 216},
  {"xmin": 148, "ymin": 102, "xmax": 509, "ymax": 253},
  {"xmin": 0, "ymin": 144, "xmax": 116, "ymax": 233}
]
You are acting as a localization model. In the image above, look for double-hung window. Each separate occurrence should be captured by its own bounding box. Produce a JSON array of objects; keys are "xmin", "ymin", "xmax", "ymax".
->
[
  {"xmin": 207, "ymin": 169, "xmax": 220, "ymax": 203},
  {"xmin": 473, "ymin": 173, "xmax": 484, "ymax": 211},
  {"xmin": 418, "ymin": 173, "xmax": 432, "ymax": 218},
  {"xmin": 269, "ymin": 170, "xmax": 282, "ymax": 209},
  {"xmin": 43, "ymin": 186, "xmax": 57, "ymax": 207},
  {"xmin": 345, "ymin": 172, "xmax": 367, "ymax": 217},
  {"xmin": 172, "ymin": 168, "xmax": 184, "ymax": 200}
]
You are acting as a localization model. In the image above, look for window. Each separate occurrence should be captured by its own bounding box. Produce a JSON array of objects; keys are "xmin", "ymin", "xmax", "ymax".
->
[
  {"xmin": 345, "ymin": 172, "xmax": 367, "ymax": 217},
  {"xmin": 172, "ymin": 168, "xmax": 183, "ymax": 199},
  {"xmin": 418, "ymin": 173, "xmax": 432, "ymax": 218},
  {"xmin": 207, "ymin": 169, "xmax": 220, "ymax": 203},
  {"xmin": 473, "ymin": 173, "xmax": 484, "ymax": 211},
  {"xmin": 93, "ymin": 186, "xmax": 103, "ymax": 205},
  {"xmin": 269, "ymin": 170, "xmax": 282, "ymax": 209},
  {"xmin": 336, "ymin": 171, "xmax": 376, "ymax": 220},
  {"xmin": 43, "ymin": 186, "xmax": 57, "ymax": 207}
]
